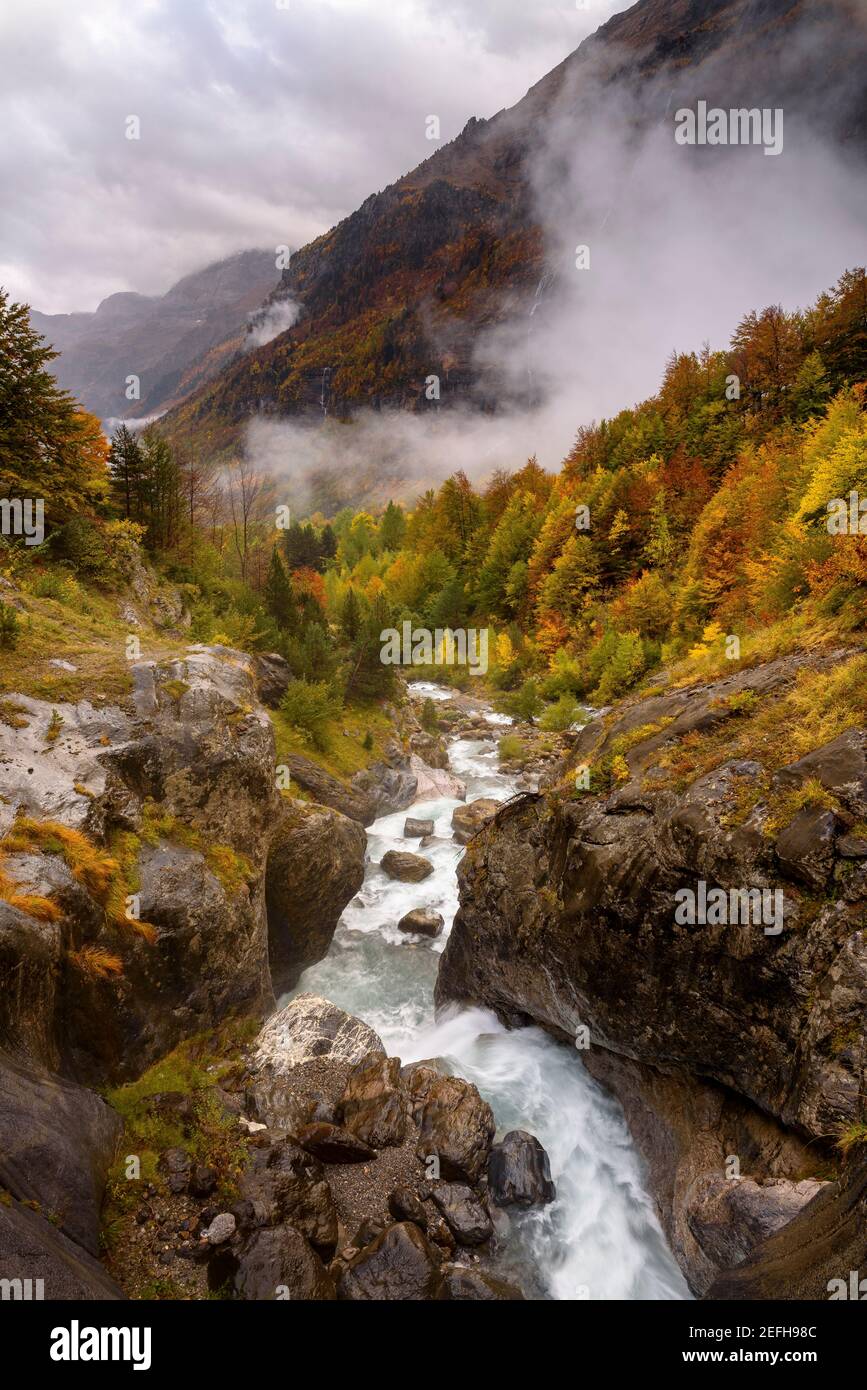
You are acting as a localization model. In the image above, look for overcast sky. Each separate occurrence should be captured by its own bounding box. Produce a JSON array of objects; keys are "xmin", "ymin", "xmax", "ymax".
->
[{"xmin": 0, "ymin": 0, "xmax": 625, "ymax": 315}]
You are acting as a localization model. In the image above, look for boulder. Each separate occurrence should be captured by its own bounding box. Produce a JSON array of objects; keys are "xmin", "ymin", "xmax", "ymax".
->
[
  {"xmin": 159, "ymin": 1147, "xmax": 192, "ymax": 1195},
  {"xmin": 338, "ymin": 1053, "xmax": 407, "ymax": 1148},
  {"xmin": 234, "ymin": 1225, "xmax": 336, "ymax": 1300},
  {"xmin": 487, "ymin": 1130, "xmax": 556, "ymax": 1208},
  {"xmin": 409, "ymin": 732, "xmax": 450, "ymax": 769},
  {"xmin": 351, "ymin": 755, "xmax": 417, "ymax": 819},
  {"xmin": 398, "ymin": 908, "xmax": 445, "ymax": 939},
  {"xmin": 380, "ymin": 850, "xmax": 434, "ymax": 882},
  {"xmin": 266, "ymin": 801, "xmax": 366, "ymax": 991},
  {"xmin": 687, "ymin": 1174, "xmax": 825, "ymax": 1271},
  {"xmin": 253, "ymin": 995, "xmax": 384, "ymax": 1072},
  {"xmin": 279, "ymin": 754, "xmax": 375, "ymax": 825},
  {"xmin": 404, "ymin": 817, "xmax": 435, "ymax": 838},
  {"xmin": 240, "ymin": 1137, "xmax": 338, "ymax": 1252},
  {"xmin": 451, "ymin": 798, "xmax": 500, "ymax": 845},
  {"xmin": 297, "ymin": 1122, "xmax": 375, "ymax": 1164},
  {"xmin": 337, "ymin": 1221, "xmax": 443, "ymax": 1300},
  {"xmin": 388, "ymin": 1185, "xmax": 428, "ymax": 1229},
  {"xmin": 252, "ymin": 652, "xmax": 293, "ymax": 708},
  {"xmin": 429, "ymin": 1183, "xmax": 492, "ymax": 1246},
  {"xmin": 410, "ymin": 756, "xmax": 466, "ymax": 802},
  {"xmin": 410, "ymin": 1070, "xmax": 495, "ymax": 1185}
]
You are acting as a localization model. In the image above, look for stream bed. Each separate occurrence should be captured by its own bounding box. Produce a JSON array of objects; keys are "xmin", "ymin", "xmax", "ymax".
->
[{"xmin": 290, "ymin": 685, "xmax": 689, "ymax": 1300}]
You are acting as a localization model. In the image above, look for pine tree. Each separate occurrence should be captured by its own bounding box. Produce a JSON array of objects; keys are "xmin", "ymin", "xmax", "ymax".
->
[
  {"xmin": 108, "ymin": 425, "xmax": 145, "ymax": 520},
  {"xmin": 340, "ymin": 585, "xmax": 362, "ymax": 641},
  {"xmin": 264, "ymin": 547, "xmax": 296, "ymax": 631},
  {"xmin": 379, "ymin": 500, "xmax": 406, "ymax": 552}
]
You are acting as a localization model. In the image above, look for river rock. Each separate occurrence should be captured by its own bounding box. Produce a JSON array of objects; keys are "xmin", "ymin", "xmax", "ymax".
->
[
  {"xmin": 488, "ymin": 1130, "xmax": 556, "ymax": 1208},
  {"xmin": 398, "ymin": 908, "xmax": 444, "ymax": 938},
  {"xmin": 234, "ymin": 1225, "xmax": 336, "ymax": 1300},
  {"xmin": 410, "ymin": 1069, "xmax": 495, "ymax": 1184},
  {"xmin": 253, "ymin": 995, "xmax": 384, "ymax": 1072},
  {"xmin": 381, "ymin": 850, "xmax": 434, "ymax": 882},
  {"xmin": 241, "ymin": 1137, "xmax": 338, "ymax": 1252},
  {"xmin": 404, "ymin": 817, "xmax": 435, "ymax": 838},
  {"xmin": 451, "ymin": 798, "xmax": 500, "ymax": 845},
  {"xmin": 410, "ymin": 755, "xmax": 466, "ymax": 802},
  {"xmin": 409, "ymin": 731, "xmax": 450, "ymax": 769},
  {"xmin": 429, "ymin": 1183, "xmax": 493, "ymax": 1245},
  {"xmin": 438, "ymin": 1266, "xmax": 525, "ymax": 1300},
  {"xmin": 265, "ymin": 800, "xmax": 366, "ymax": 991},
  {"xmin": 337, "ymin": 1221, "xmax": 443, "ymax": 1300},
  {"xmin": 338, "ymin": 1053, "xmax": 407, "ymax": 1148},
  {"xmin": 388, "ymin": 1184, "xmax": 429, "ymax": 1229},
  {"xmin": 297, "ymin": 1122, "xmax": 375, "ymax": 1164},
  {"xmin": 351, "ymin": 747, "xmax": 417, "ymax": 817}
]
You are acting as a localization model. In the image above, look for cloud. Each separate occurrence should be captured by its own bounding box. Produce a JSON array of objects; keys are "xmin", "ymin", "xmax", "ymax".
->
[
  {"xmin": 245, "ymin": 298, "xmax": 301, "ymax": 350},
  {"xmin": 0, "ymin": 0, "xmax": 619, "ymax": 314}
]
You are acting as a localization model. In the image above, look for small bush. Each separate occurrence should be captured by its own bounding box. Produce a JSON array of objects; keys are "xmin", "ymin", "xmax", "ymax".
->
[
  {"xmin": 498, "ymin": 678, "xmax": 543, "ymax": 724},
  {"xmin": 498, "ymin": 733, "xmax": 528, "ymax": 764},
  {"xmin": 0, "ymin": 601, "xmax": 20, "ymax": 649},
  {"xmin": 539, "ymin": 695, "xmax": 584, "ymax": 732},
  {"xmin": 280, "ymin": 679, "xmax": 344, "ymax": 752},
  {"xmin": 420, "ymin": 698, "xmax": 439, "ymax": 733}
]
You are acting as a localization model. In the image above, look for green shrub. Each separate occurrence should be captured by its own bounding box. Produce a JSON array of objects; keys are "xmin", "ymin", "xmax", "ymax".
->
[
  {"xmin": 280, "ymin": 679, "xmax": 344, "ymax": 751},
  {"xmin": 420, "ymin": 698, "xmax": 439, "ymax": 733},
  {"xmin": 498, "ymin": 733, "xmax": 528, "ymax": 763},
  {"xmin": 497, "ymin": 678, "xmax": 543, "ymax": 724},
  {"xmin": 0, "ymin": 601, "xmax": 20, "ymax": 649},
  {"xmin": 539, "ymin": 694, "xmax": 585, "ymax": 732}
]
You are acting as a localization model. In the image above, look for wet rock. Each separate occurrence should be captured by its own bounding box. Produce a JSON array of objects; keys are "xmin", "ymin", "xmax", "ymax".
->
[
  {"xmin": 297, "ymin": 1122, "xmax": 375, "ymax": 1164},
  {"xmin": 241, "ymin": 1137, "xmax": 338, "ymax": 1252},
  {"xmin": 337, "ymin": 1221, "xmax": 443, "ymax": 1300},
  {"xmin": 234, "ymin": 1225, "xmax": 336, "ymax": 1300},
  {"xmin": 774, "ymin": 807, "xmax": 837, "ymax": 889},
  {"xmin": 488, "ymin": 1130, "xmax": 556, "ymax": 1208},
  {"xmin": 339, "ymin": 1053, "xmax": 407, "ymax": 1148},
  {"xmin": 398, "ymin": 908, "xmax": 444, "ymax": 939},
  {"xmin": 404, "ymin": 817, "xmax": 435, "ymax": 838},
  {"xmin": 266, "ymin": 801, "xmax": 366, "ymax": 991},
  {"xmin": 687, "ymin": 1174, "xmax": 826, "ymax": 1270},
  {"xmin": 381, "ymin": 850, "xmax": 434, "ymax": 882},
  {"xmin": 451, "ymin": 798, "xmax": 500, "ymax": 845},
  {"xmin": 388, "ymin": 1184, "xmax": 429, "ymax": 1230},
  {"xmin": 438, "ymin": 1266, "xmax": 525, "ymax": 1300},
  {"xmin": 429, "ymin": 1183, "xmax": 493, "ymax": 1245},
  {"xmin": 351, "ymin": 754, "xmax": 417, "ymax": 818},
  {"xmin": 411, "ymin": 1071, "xmax": 495, "ymax": 1184}
]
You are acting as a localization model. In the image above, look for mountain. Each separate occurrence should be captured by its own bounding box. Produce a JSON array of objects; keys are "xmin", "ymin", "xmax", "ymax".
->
[
  {"xmin": 160, "ymin": 0, "xmax": 867, "ymax": 461},
  {"xmin": 30, "ymin": 249, "xmax": 279, "ymax": 423}
]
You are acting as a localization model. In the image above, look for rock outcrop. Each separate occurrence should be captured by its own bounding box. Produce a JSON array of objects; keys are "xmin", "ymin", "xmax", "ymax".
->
[
  {"xmin": 266, "ymin": 801, "xmax": 366, "ymax": 992},
  {"xmin": 437, "ymin": 651, "xmax": 867, "ymax": 1294}
]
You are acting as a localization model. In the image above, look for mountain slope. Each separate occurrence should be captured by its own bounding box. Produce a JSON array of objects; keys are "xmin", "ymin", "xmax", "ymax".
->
[
  {"xmin": 161, "ymin": 0, "xmax": 867, "ymax": 460},
  {"xmin": 31, "ymin": 250, "xmax": 279, "ymax": 423}
]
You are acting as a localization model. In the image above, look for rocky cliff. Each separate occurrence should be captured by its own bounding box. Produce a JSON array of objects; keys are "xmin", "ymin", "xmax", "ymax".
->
[{"xmin": 436, "ymin": 647, "xmax": 867, "ymax": 1295}]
